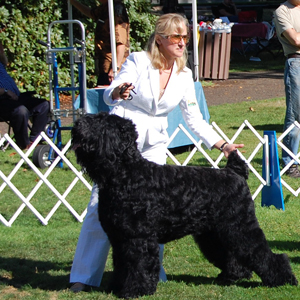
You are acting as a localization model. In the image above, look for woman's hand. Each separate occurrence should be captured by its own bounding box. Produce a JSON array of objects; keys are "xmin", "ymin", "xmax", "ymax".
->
[
  {"xmin": 222, "ymin": 143, "xmax": 244, "ymax": 159},
  {"xmin": 214, "ymin": 140, "xmax": 244, "ymax": 159},
  {"xmin": 112, "ymin": 82, "xmax": 135, "ymax": 100}
]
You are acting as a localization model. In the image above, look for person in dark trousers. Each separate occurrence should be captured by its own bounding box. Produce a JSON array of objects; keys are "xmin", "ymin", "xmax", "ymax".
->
[{"xmin": 0, "ymin": 42, "xmax": 49, "ymax": 150}]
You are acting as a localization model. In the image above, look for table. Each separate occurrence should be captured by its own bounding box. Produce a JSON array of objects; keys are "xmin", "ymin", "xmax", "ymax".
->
[
  {"xmin": 231, "ymin": 22, "xmax": 268, "ymax": 39},
  {"xmin": 231, "ymin": 22, "xmax": 268, "ymax": 55},
  {"xmin": 74, "ymin": 82, "xmax": 210, "ymax": 149}
]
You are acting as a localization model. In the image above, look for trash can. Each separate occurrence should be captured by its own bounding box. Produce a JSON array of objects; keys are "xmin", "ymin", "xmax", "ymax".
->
[{"xmin": 198, "ymin": 31, "xmax": 231, "ymax": 80}]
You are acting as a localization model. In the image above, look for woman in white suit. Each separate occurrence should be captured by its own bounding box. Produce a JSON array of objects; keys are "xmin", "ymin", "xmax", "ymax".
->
[{"xmin": 70, "ymin": 13, "xmax": 244, "ymax": 293}]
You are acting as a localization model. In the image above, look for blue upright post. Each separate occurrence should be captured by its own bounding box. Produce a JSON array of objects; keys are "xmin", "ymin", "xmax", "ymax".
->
[{"xmin": 261, "ymin": 131, "xmax": 285, "ymax": 210}]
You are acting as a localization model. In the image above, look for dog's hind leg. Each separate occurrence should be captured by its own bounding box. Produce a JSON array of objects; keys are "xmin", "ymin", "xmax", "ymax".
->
[
  {"xmin": 110, "ymin": 237, "xmax": 160, "ymax": 299},
  {"xmin": 194, "ymin": 231, "xmax": 227, "ymax": 270},
  {"xmin": 218, "ymin": 216, "xmax": 297, "ymax": 287},
  {"xmin": 233, "ymin": 228, "xmax": 298, "ymax": 287},
  {"xmin": 194, "ymin": 231, "xmax": 252, "ymax": 283},
  {"xmin": 256, "ymin": 253, "xmax": 298, "ymax": 287}
]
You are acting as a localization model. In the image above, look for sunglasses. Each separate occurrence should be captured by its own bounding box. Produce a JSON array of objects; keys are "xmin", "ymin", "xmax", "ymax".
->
[{"xmin": 161, "ymin": 34, "xmax": 190, "ymax": 45}]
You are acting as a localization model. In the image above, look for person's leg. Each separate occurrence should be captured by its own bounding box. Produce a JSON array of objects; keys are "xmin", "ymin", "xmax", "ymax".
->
[
  {"xmin": 70, "ymin": 184, "xmax": 111, "ymax": 288},
  {"xmin": 19, "ymin": 96, "xmax": 50, "ymax": 143},
  {"xmin": 282, "ymin": 59, "xmax": 300, "ymax": 172},
  {"xmin": 11, "ymin": 106, "xmax": 30, "ymax": 149},
  {"xmin": 158, "ymin": 244, "xmax": 167, "ymax": 282},
  {"xmin": 96, "ymin": 55, "xmax": 110, "ymax": 86},
  {"xmin": 29, "ymin": 101, "xmax": 49, "ymax": 143},
  {"xmin": 97, "ymin": 72, "xmax": 110, "ymax": 86},
  {"xmin": 0, "ymin": 97, "xmax": 30, "ymax": 149}
]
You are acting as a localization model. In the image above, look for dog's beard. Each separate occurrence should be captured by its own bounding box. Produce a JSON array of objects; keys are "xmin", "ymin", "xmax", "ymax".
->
[{"xmin": 73, "ymin": 146, "xmax": 89, "ymax": 168}]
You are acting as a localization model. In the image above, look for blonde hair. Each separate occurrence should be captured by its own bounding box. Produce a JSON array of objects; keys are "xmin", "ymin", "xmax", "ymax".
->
[{"xmin": 146, "ymin": 13, "xmax": 189, "ymax": 73}]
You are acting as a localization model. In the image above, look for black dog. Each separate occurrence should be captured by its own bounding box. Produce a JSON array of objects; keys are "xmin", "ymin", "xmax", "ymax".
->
[{"xmin": 72, "ymin": 112, "xmax": 297, "ymax": 299}]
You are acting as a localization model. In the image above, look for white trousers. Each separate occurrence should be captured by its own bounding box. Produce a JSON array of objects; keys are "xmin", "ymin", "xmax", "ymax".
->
[{"xmin": 70, "ymin": 142, "xmax": 168, "ymax": 287}]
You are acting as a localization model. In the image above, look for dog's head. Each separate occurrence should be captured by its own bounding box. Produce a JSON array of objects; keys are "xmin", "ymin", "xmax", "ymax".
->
[{"xmin": 72, "ymin": 112, "xmax": 139, "ymax": 176}]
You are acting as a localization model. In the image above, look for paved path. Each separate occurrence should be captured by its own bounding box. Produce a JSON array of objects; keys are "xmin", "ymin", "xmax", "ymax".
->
[{"xmin": 203, "ymin": 70, "xmax": 285, "ymax": 106}]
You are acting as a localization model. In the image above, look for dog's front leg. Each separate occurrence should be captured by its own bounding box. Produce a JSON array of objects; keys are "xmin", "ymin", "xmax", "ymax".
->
[{"xmin": 110, "ymin": 237, "xmax": 160, "ymax": 299}]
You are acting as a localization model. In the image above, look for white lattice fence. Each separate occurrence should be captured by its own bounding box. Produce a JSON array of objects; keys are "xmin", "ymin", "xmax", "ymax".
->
[
  {"xmin": 167, "ymin": 120, "xmax": 268, "ymax": 200},
  {"xmin": 0, "ymin": 132, "xmax": 92, "ymax": 227},
  {"xmin": 0, "ymin": 120, "xmax": 298, "ymax": 226},
  {"xmin": 277, "ymin": 121, "xmax": 300, "ymax": 196}
]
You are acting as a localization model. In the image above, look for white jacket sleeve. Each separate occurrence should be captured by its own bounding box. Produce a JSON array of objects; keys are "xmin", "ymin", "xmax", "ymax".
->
[
  {"xmin": 103, "ymin": 52, "xmax": 141, "ymax": 106},
  {"xmin": 179, "ymin": 76, "xmax": 222, "ymax": 149}
]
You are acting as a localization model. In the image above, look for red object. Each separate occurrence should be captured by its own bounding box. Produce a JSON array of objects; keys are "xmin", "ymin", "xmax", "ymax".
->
[
  {"xmin": 231, "ymin": 22, "xmax": 268, "ymax": 55},
  {"xmin": 238, "ymin": 11, "xmax": 257, "ymax": 23},
  {"xmin": 231, "ymin": 22, "xmax": 268, "ymax": 39}
]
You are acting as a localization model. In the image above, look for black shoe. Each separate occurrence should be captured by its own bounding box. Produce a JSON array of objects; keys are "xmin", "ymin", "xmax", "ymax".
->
[
  {"xmin": 285, "ymin": 164, "xmax": 300, "ymax": 178},
  {"xmin": 69, "ymin": 282, "xmax": 87, "ymax": 293}
]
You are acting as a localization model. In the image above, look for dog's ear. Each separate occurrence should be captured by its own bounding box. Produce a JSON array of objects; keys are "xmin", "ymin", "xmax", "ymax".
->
[
  {"xmin": 86, "ymin": 113, "xmax": 139, "ymax": 167},
  {"xmin": 104, "ymin": 114, "xmax": 139, "ymax": 161},
  {"xmin": 72, "ymin": 112, "xmax": 141, "ymax": 172},
  {"xmin": 72, "ymin": 114, "xmax": 96, "ymax": 151},
  {"xmin": 118, "ymin": 118, "xmax": 139, "ymax": 155}
]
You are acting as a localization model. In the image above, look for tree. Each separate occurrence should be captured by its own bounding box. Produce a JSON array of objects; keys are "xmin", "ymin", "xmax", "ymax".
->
[{"xmin": 0, "ymin": 0, "xmax": 157, "ymax": 97}]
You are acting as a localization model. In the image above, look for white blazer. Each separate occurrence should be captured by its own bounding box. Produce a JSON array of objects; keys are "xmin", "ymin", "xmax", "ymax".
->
[{"xmin": 103, "ymin": 51, "xmax": 221, "ymax": 151}]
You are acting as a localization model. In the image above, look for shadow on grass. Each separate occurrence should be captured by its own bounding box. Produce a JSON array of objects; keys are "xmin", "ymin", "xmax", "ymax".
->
[
  {"xmin": 1, "ymin": 246, "xmax": 296, "ymax": 293},
  {"xmin": 99, "ymin": 273, "xmax": 262, "ymax": 295},
  {"xmin": 0, "ymin": 257, "xmax": 71, "ymax": 291},
  {"xmin": 268, "ymin": 241, "xmax": 300, "ymax": 265},
  {"xmin": 0, "ymin": 256, "xmax": 263, "ymax": 293},
  {"xmin": 230, "ymin": 123, "xmax": 283, "ymax": 133},
  {"xmin": 163, "ymin": 274, "xmax": 261, "ymax": 288},
  {"xmin": 268, "ymin": 240, "xmax": 300, "ymax": 252},
  {"xmin": 0, "ymin": 257, "xmax": 115, "ymax": 294}
]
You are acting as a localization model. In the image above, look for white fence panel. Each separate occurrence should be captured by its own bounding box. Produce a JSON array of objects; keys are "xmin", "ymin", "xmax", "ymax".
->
[{"xmin": 0, "ymin": 120, "xmax": 299, "ymax": 226}]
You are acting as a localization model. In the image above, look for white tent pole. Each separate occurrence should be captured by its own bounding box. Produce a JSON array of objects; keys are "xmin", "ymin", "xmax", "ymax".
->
[
  {"xmin": 192, "ymin": 0, "xmax": 199, "ymax": 81},
  {"xmin": 68, "ymin": 0, "xmax": 76, "ymax": 115},
  {"xmin": 108, "ymin": 0, "xmax": 118, "ymax": 78},
  {"xmin": 68, "ymin": 0, "xmax": 73, "ymax": 43}
]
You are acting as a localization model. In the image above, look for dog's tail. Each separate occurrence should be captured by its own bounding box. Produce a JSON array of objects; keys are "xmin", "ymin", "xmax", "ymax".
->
[{"xmin": 226, "ymin": 151, "xmax": 249, "ymax": 179}]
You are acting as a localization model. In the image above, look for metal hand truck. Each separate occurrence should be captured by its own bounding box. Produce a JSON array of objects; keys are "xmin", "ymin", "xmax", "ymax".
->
[{"xmin": 33, "ymin": 20, "xmax": 87, "ymax": 168}]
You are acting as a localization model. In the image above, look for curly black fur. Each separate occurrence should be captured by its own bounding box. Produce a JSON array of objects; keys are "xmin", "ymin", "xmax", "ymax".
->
[{"xmin": 72, "ymin": 112, "xmax": 297, "ymax": 299}]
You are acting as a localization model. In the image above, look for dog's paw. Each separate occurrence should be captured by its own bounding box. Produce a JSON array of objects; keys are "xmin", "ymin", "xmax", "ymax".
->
[{"xmin": 216, "ymin": 268, "xmax": 252, "ymax": 284}]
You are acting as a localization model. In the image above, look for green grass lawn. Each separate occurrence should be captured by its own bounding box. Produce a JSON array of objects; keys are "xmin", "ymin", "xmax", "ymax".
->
[{"xmin": 1, "ymin": 96, "xmax": 300, "ymax": 299}]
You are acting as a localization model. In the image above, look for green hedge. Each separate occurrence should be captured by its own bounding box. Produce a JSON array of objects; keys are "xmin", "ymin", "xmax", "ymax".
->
[{"xmin": 0, "ymin": 0, "xmax": 157, "ymax": 98}]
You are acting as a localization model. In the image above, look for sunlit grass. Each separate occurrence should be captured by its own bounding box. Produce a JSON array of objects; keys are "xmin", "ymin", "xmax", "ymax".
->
[{"xmin": 1, "ymin": 98, "xmax": 300, "ymax": 299}]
